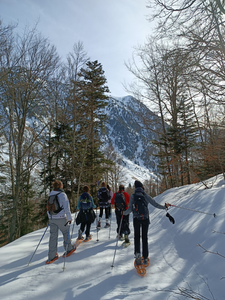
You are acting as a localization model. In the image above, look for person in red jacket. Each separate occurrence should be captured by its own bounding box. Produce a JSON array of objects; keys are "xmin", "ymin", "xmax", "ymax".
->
[{"xmin": 111, "ymin": 184, "xmax": 130, "ymax": 243}]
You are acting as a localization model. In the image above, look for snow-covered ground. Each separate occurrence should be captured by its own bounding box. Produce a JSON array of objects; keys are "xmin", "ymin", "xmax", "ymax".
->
[
  {"xmin": 0, "ymin": 175, "xmax": 225, "ymax": 299},
  {"xmin": 117, "ymin": 155, "xmax": 158, "ymax": 186}
]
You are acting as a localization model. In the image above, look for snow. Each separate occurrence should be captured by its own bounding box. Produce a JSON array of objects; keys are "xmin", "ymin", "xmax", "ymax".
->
[{"xmin": 1, "ymin": 175, "xmax": 225, "ymax": 299}]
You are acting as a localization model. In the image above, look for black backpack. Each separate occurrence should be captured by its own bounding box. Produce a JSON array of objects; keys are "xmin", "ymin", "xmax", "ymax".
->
[
  {"xmin": 46, "ymin": 192, "xmax": 63, "ymax": 215},
  {"xmin": 132, "ymin": 194, "xmax": 149, "ymax": 220},
  {"xmin": 114, "ymin": 192, "xmax": 126, "ymax": 211},
  {"xmin": 97, "ymin": 187, "xmax": 110, "ymax": 203}
]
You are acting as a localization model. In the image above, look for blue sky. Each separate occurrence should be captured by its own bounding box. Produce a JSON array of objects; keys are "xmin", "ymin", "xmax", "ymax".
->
[{"xmin": 0, "ymin": 0, "xmax": 154, "ymax": 96}]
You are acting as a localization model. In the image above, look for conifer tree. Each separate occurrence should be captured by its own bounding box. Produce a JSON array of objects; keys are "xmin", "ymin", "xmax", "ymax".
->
[{"xmin": 78, "ymin": 60, "xmax": 112, "ymax": 200}]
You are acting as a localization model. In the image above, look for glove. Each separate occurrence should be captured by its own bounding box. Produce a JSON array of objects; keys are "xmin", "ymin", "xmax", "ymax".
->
[{"xmin": 166, "ymin": 212, "xmax": 175, "ymax": 224}]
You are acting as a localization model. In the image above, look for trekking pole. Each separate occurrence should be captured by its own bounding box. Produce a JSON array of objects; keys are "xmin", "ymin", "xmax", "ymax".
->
[
  {"xmin": 27, "ymin": 223, "xmax": 49, "ymax": 266},
  {"xmin": 62, "ymin": 223, "xmax": 71, "ymax": 271},
  {"xmin": 108, "ymin": 205, "xmax": 112, "ymax": 239},
  {"xmin": 111, "ymin": 214, "xmax": 123, "ymax": 268},
  {"xmin": 96, "ymin": 207, "xmax": 99, "ymax": 242},
  {"xmin": 109, "ymin": 212, "xmax": 112, "ymax": 239},
  {"xmin": 71, "ymin": 210, "xmax": 78, "ymax": 240},
  {"xmin": 170, "ymin": 204, "xmax": 216, "ymax": 217}
]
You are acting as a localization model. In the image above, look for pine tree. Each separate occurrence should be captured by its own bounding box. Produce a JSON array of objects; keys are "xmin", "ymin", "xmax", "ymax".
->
[{"xmin": 78, "ymin": 60, "xmax": 112, "ymax": 200}]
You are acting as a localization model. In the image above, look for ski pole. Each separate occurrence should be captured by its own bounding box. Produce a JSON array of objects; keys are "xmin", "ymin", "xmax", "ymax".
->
[
  {"xmin": 96, "ymin": 207, "xmax": 99, "ymax": 242},
  {"xmin": 71, "ymin": 210, "xmax": 78, "ymax": 240},
  {"xmin": 170, "ymin": 204, "xmax": 216, "ymax": 217},
  {"xmin": 27, "ymin": 223, "xmax": 49, "ymax": 266},
  {"xmin": 62, "ymin": 223, "xmax": 71, "ymax": 271},
  {"xmin": 111, "ymin": 214, "xmax": 123, "ymax": 268},
  {"xmin": 109, "ymin": 211, "xmax": 112, "ymax": 239},
  {"xmin": 108, "ymin": 205, "xmax": 112, "ymax": 239}
]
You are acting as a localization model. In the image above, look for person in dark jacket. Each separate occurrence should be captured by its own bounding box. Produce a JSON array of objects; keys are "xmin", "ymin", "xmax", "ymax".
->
[
  {"xmin": 97, "ymin": 182, "xmax": 111, "ymax": 228},
  {"xmin": 124, "ymin": 180, "xmax": 171, "ymax": 266},
  {"xmin": 76, "ymin": 185, "xmax": 96, "ymax": 241}
]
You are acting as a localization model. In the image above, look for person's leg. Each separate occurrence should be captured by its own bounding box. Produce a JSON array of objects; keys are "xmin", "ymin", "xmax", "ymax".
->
[
  {"xmin": 80, "ymin": 222, "xmax": 85, "ymax": 233},
  {"xmin": 99, "ymin": 207, "xmax": 103, "ymax": 219},
  {"xmin": 105, "ymin": 206, "xmax": 109, "ymax": 220},
  {"xmin": 123, "ymin": 214, "xmax": 130, "ymax": 242},
  {"xmin": 48, "ymin": 220, "xmax": 59, "ymax": 261},
  {"xmin": 142, "ymin": 218, "xmax": 150, "ymax": 259},
  {"xmin": 57, "ymin": 218, "xmax": 73, "ymax": 252},
  {"xmin": 116, "ymin": 211, "xmax": 122, "ymax": 234},
  {"xmin": 133, "ymin": 218, "xmax": 141, "ymax": 255},
  {"xmin": 85, "ymin": 222, "xmax": 91, "ymax": 237}
]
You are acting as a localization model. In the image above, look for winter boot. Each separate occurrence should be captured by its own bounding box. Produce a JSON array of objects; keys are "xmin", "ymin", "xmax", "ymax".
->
[
  {"xmin": 143, "ymin": 257, "xmax": 150, "ymax": 267},
  {"xmin": 97, "ymin": 221, "xmax": 101, "ymax": 228},
  {"xmin": 135, "ymin": 253, "xmax": 142, "ymax": 265},
  {"xmin": 104, "ymin": 222, "xmax": 110, "ymax": 228},
  {"xmin": 117, "ymin": 234, "xmax": 124, "ymax": 241},
  {"xmin": 85, "ymin": 235, "xmax": 91, "ymax": 241},
  {"xmin": 78, "ymin": 229, "xmax": 83, "ymax": 240},
  {"xmin": 124, "ymin": 234, "xmax": 130, "ymax": 243}
]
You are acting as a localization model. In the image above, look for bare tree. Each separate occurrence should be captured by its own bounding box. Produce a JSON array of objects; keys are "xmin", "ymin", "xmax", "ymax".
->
[{"xmin": 0, "ymin": 26, "xmax": 60, "ymax": 242}]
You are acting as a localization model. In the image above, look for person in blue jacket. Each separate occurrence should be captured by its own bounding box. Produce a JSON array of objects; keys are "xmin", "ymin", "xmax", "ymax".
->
[{"xmin": 76, "ymin": 185, "xmax": 96, "ymax": 241}]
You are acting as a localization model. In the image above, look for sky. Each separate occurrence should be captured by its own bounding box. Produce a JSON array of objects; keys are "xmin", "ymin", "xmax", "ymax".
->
[
  {"xmin": 0, "ymin": 174, "xmax": 225, "ymax": 299},
  {"xmin": 0, "ymin": 0, "xmax": 154, "ymax": 97}
]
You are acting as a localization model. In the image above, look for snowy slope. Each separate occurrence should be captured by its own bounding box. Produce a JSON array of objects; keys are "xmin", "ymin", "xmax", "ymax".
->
[
  {"xmin": 0, "ymin": 175, "xmax": 225, "ymax": 299},
  {"xmin": 103, "ymin": 96, "xmax": 162, "ymax": 172}
]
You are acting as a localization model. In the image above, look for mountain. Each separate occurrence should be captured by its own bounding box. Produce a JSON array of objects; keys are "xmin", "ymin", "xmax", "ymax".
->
[
  {"xmin": 0, "ymin": 174, "xmax": 224, "ymax": 299},
  {"xmin": 102, "ymin": 95, "xmax": 162, "ymax": 185}
]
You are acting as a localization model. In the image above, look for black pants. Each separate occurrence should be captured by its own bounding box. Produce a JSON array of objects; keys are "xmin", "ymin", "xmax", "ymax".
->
[
  {"xmin": 133, "ymin": 218, "xmax": 150, "ymax": 259},
  {"xmin": 116, "ymin": 211, "xmax": 130, "ymax": 235},
  {"xmin": 99, "ymin": 206, "xmax": 109, "ymax": 219},
  {"xmin": 80, "ymin": 222, "xmax": 91, "ymax": 236}
]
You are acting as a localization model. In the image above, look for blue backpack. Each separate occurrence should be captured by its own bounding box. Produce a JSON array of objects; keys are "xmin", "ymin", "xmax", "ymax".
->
[{"xmin": 79, "ymin": 192, "xmax": 92, "ymax": 211}]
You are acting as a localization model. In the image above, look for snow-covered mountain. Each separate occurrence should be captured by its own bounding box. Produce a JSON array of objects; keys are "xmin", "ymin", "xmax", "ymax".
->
[
  {"xmin": 1, "ymin": 174, "xmax": 224, "ymax": 299},
  {"xmin": 103, "ymin": 96, "xmax": 162, "ymax": 185}
]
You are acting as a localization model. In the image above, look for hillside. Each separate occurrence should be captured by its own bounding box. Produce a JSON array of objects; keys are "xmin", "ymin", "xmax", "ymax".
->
[
  {"xmin": 0, "ymin": 175, "xmax": 225, "ymax": 299},
  {"xmin": 103, "ymin": 96, "xmax": 161, "ymax": 173}
]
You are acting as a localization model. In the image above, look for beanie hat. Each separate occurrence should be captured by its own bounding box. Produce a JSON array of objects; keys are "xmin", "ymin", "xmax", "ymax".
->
[{"xmin": 134, "ymin": 180, "xmax": 143, "ymax": 188}]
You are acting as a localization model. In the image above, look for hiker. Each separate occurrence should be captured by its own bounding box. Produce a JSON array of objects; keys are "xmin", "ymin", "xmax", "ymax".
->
[
  {"xmin": 46, "ymin": 180, "xmax": 75, "ymax": 264},
  {"xmin": 76, "ymin": 185, "xmax": 96, "ymax": 241},
  {"xmin": 97, "ymin": 182, "xmax": 111, "ymax": 228},
  {"xmin": 111, "ymin": 184, "xmax": 131, "ymax": 243},
  {"xmin": 107, "ymin": 184, "xmax": 113, "ymax": 218},
  {"xmin": 123, "ymin": 180, "xmax": 171, "ymax": 266}
]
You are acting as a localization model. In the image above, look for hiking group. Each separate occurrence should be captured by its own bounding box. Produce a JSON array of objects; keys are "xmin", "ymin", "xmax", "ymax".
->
[{"xmin": 45, "ymin": 179, "xmax": 171, "ymax": 268}]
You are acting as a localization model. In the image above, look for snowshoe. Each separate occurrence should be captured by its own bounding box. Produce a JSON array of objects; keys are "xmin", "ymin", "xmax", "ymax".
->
[
  {"xmin": 134, "ymin": 258, "xmax": 146, "ymax": 277},
  {"xmin": 62, "ymin": 246, "xmax": 76, "ymax": 258},
  {"xmin": 122, "ymin": 240, "xmax": 131, "ymax": 248},
  {"xmin": 46, "ymin": 253, "xmax": 59, "ymax": 264},
  {"xmin": 83, "ymin": 235, "xmax": 92, "ymax": 242}
]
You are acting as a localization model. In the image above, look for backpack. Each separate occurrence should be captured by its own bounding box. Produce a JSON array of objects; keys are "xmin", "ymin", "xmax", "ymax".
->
[
  {"xmin": 132, "ymin": 194, "xmax": 149, "ymax": 220},
  {"xmin": 46, "ymin": 192, "xmax": 63, "ymax": 215},
  {"xmin": 79, "ymin": 192, "xmax": 92, "ymax": 211},
  {"xmin": 97, "ymin": 187, "xmax": 110, "ymax": 203},
  {"xmin": 76, "ymin": 192, "xmax": 96, "ymax": 224},
  {"xmin": 114, "ymin": 192, "xmax": 126, "ymax": 211}
]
